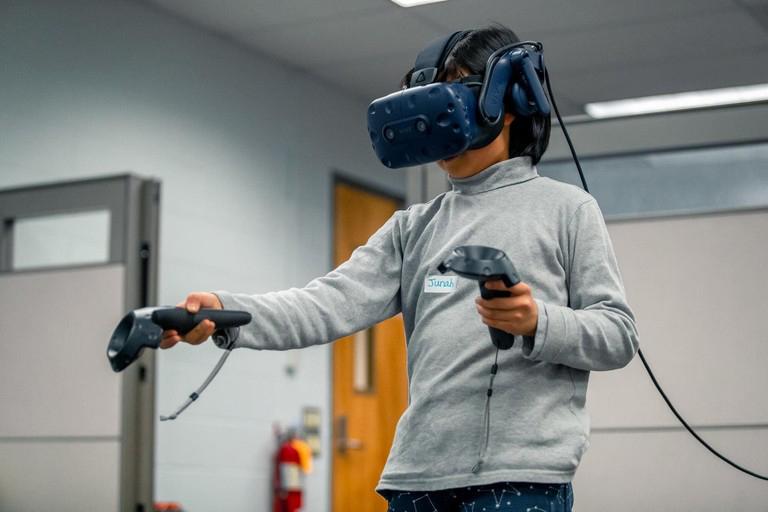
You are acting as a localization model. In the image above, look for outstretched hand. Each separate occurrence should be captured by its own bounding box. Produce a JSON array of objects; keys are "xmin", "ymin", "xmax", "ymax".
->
[
  {"xmin": 160, "ymin": 292, "xmax": 223, "ymax": 349},
  {"xmin": 475, "ymin": 280, "xmax": 538, "ymax": 337}
]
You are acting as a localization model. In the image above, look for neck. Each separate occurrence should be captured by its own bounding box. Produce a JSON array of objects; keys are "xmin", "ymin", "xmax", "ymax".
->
[
  {"xmin": 443, "ymin": 140, "xmax": 511, "ymax": 179},
  {"xmin": 447, "ymin": 157, "xmax": 507, "ymax": 179},
  {"xmin": 447, "ymin": 156, "xmax": 539, "ymax": 195}
]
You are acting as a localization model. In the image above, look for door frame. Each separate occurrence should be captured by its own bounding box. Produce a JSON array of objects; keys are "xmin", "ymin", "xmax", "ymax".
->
[{"xmin": 329, "ymin": 171, "xmax": 405, "ymax": 510}]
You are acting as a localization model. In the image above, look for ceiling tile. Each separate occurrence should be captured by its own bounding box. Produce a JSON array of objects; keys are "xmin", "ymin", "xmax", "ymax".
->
[
  {"xmin": 141, "ymin": 0, "xmax": 768, "ymax": 119},
  {"xmin": 150, "ymin": 0, "xmax": 390, "ymax": 33},
  {"xmin": 559, "ymin": 47, "xmax": 768, "ymax": 108},
  {"xmin": 540, "ymin": 9, "xmax": 768, "ymax": 74},
  {"xmin": 235, "ymin": 9, "xmax": 445, "ymax": 67},
  {"xmin": 409, "ymin": 0, "xmax": 735, "ymax": 34}
]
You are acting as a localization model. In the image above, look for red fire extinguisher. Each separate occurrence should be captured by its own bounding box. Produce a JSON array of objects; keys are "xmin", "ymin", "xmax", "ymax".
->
[{"xmin": 273, "ymin": 429, "xmax": 308, "ymax": 512}]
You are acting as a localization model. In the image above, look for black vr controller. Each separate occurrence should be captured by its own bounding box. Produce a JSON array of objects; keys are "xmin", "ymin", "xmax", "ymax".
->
[
  {"xmin": 107, "ymin": 307, "xmax": 252, "ymax": 372},
  {"xmin": 438, "ymin": 245, "xmax": 521, "ymax": 350}
]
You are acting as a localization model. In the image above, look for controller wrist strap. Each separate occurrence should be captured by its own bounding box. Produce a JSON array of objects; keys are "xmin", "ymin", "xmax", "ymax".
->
[{"xmin": 160, "ymin": 328, "xmax": 238, "ymax": 421}]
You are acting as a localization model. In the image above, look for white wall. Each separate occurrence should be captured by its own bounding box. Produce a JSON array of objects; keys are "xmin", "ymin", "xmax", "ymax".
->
[{"xmin": 0, "ymin": 1, "xmax": 405, "ymax": 510}]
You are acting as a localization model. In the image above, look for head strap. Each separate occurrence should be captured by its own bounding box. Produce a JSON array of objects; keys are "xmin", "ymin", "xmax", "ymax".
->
[{"xmin": 409, "ymin": 30, "xmax": 471, "ymax": 87}]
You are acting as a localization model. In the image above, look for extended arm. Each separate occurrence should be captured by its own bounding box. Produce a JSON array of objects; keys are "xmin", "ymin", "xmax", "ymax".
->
[{"xmin": 213, "ymin": 211, "xmax": 405, "ymax": 351}]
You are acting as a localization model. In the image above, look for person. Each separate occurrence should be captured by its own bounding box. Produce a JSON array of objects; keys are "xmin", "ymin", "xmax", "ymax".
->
[{"xmin": 161, "ymin": 24, "xmax": 639, "ymax": 512}]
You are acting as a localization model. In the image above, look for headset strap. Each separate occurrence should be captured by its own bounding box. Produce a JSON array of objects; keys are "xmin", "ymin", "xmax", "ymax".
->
[{"xmin": 410, "ymin": 30, "xmax": 471, "ymax": 87}]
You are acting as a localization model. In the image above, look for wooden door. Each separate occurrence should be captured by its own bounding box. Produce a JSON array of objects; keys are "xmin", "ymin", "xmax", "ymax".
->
[{"xmin": 332, "ymin": 180, "xmax": 408, "ymax": 512}]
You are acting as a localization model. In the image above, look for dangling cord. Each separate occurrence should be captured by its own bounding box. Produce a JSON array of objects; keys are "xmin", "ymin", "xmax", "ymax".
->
[
  {"xmin": 637, "ymin": 350, "xmax": 768, "ymax": 480},
  {"xmin": 543, "ymin": 66, "xmax": 589, "ymax": 194},
  {"xmin": 543, "ymin": 64, "xmax": 768, "ymax": 482},
  {"xmin": 472, "ymin": 346, "xmax": 500, "ymax": 473},
  {"xmin": 160, "ymin": 328, "xmax": 238, "ymax": 421}
]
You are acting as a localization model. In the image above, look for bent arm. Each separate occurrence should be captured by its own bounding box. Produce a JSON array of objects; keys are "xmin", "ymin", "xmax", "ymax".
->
[
  {"xmin": 213, "ymin": 212, "xmax": 404, "ymax": 350},
  {"xmin": 521, "ymin": 198, "xmax": 640, "ymax": 371}
]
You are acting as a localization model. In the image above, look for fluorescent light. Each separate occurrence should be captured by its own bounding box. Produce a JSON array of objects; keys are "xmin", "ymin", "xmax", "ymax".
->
[
  {"xmin": 390, "ymin": 0, "xmax": 448, "ymax": 7},
  {"xmin": 585, "ymin": 83, "xmax": 768, "ymax": 119}
]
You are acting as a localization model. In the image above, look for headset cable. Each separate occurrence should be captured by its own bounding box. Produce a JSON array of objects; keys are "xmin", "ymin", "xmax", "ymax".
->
[{"xmin": 542, "ymin": 63, "xmax": 768, "ymax": 481}]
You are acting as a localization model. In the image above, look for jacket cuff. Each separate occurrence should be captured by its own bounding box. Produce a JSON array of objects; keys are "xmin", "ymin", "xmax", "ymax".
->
[
  {"xmin": 519, "ymin": 298, "xmax": 567, "ymax": 363},
  {"xmin": 212, "ymin": 290, "xmax": 235, "ymax": 310},
  {"xmin": 211, "ymin": 291, "xmax": 246, "ymax": 349}
]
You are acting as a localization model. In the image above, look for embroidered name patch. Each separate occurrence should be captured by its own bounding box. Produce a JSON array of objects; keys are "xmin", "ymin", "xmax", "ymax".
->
[{"xmin": 424, "ymin": 275, "xmax": 458, "ymax": 294}]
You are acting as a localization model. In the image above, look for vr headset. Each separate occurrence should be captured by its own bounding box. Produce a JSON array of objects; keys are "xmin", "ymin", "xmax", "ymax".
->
[{"xmin": 367, "ymin": 30, "xmax": 551, "ymax": 169}]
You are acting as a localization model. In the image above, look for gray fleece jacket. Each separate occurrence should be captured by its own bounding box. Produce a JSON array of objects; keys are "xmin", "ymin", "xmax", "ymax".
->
[{"xmin": 213, "ymin": 155, "xmax": 640, "ymax": 493}]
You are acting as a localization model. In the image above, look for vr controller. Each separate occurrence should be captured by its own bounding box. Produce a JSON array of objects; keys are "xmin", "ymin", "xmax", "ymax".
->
[
  {"xmin": 438, "ymin": 245, "xmax": 521, "ymax": 350},
  {"xmin": 107, "ymin": 306, "xmax": 252, "ymax": 421},
  {"xmin": 107, "ymin": 307, "xmax": 252, "ymax": 372}
]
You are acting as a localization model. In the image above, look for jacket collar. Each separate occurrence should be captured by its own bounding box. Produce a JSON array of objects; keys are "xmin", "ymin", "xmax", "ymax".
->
[{"xmin": 447, "ymin": 156, "xmax": 539, "ymax": 195}]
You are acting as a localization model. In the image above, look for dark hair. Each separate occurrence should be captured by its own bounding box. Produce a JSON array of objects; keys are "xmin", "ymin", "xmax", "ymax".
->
[{"xmin": 399, "ymin": 24, "xmax": 551, "ymax": 165}]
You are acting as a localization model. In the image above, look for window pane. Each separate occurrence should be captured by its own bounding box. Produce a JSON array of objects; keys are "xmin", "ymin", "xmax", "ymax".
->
[{"xmin": 12, "ymin": 210, "xmax": 111, "ymax": 270}]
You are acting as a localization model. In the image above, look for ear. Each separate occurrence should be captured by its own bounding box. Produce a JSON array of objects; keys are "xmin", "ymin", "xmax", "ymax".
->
[{"xmin": 503, "ymin": 112, "xmax": 515, "ymax": 127}]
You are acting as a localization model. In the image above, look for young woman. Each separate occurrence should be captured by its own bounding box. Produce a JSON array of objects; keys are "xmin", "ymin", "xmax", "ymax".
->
[{"xmin": 161, "ymin": 24, "xmax": 639, "ymax": 512}]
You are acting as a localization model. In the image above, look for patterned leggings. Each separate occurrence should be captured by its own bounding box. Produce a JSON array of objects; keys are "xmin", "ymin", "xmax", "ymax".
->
[{"xmin": 381, "ymin": 482, "xmax": 573, "ymax": 512}]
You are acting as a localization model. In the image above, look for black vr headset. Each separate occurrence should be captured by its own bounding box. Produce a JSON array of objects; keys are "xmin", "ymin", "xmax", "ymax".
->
[{"xmin": 367, "ymin": 30, "xmax": 551, "ymax": 168}]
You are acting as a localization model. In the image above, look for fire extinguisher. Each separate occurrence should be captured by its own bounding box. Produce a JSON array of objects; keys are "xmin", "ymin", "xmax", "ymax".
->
[{"xmin": 273, "ymin": 428, "xmax": 311, "ymax": 512}]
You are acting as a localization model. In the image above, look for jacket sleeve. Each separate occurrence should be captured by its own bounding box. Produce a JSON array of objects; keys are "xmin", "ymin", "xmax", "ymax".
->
[
  {"xmin": 520, "ymin": 198, "xmax": 640, "ymax": 371},
  {"xmin": 212, "ymin": 211, "xmax": 404, "ymax": 350}
]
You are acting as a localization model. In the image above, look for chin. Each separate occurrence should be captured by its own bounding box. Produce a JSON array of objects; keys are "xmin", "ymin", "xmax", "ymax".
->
[{"xmin": 438, "ymin": 153, "xmax": 478, "ymax": 176}]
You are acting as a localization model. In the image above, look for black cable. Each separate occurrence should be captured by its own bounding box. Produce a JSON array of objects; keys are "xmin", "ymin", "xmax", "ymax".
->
[
  {"xmin": 543, "ymin": 67, "xmax": 589, "ymax": 195},
  {"xmin": 542, "ymin": 62, "xmax": 768, "ymax": 481},
  {"xmin": 472, "ymin": 346, "xmax": 501, "ymax": 474},
  {"xmin": 159, "ymin": 328, "xmax": 238, "ymax": 421},
  {"xmin": 637, "ymin": 350, "xmax": 768, "ymax": 480}
]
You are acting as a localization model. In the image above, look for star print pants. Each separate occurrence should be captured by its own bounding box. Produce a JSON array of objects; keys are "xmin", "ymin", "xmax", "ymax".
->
[{"xmin": 381, "ymin": 482, "xmax": 573, "ymax": 512}]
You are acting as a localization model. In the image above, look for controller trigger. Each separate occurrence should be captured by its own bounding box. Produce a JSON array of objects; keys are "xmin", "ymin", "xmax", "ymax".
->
[{"xmin": 438, "ymin": 245, "xmax": 520, "ymax": 350}]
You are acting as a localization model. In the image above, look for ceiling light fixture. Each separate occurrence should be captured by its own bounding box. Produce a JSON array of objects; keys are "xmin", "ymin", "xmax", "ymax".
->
[
  {"xmin": 584, "ymin": 83, "xmax": 768, "ymax": 119},
  {"xmin": 390, "ymin": 0, "xmax": 448, "ymax": 7}
]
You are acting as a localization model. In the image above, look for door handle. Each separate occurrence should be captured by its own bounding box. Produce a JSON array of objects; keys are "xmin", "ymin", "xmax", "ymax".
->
[{"xmin": 335, "ymin": 415, "xmax": 363, "ymax": 453}]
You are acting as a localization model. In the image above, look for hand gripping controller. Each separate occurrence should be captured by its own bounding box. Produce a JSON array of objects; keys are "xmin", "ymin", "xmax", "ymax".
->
[
  {"xmin": 107, "ymin": 306, "xmax": 252, "ymax": 421},
  {"xmin": 438, "ymin": 245, "xmax": 521, "ymax": 349},
  {"xmin": 107, "ymin": 307, "xmax": 252, "ymax": 372}
]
